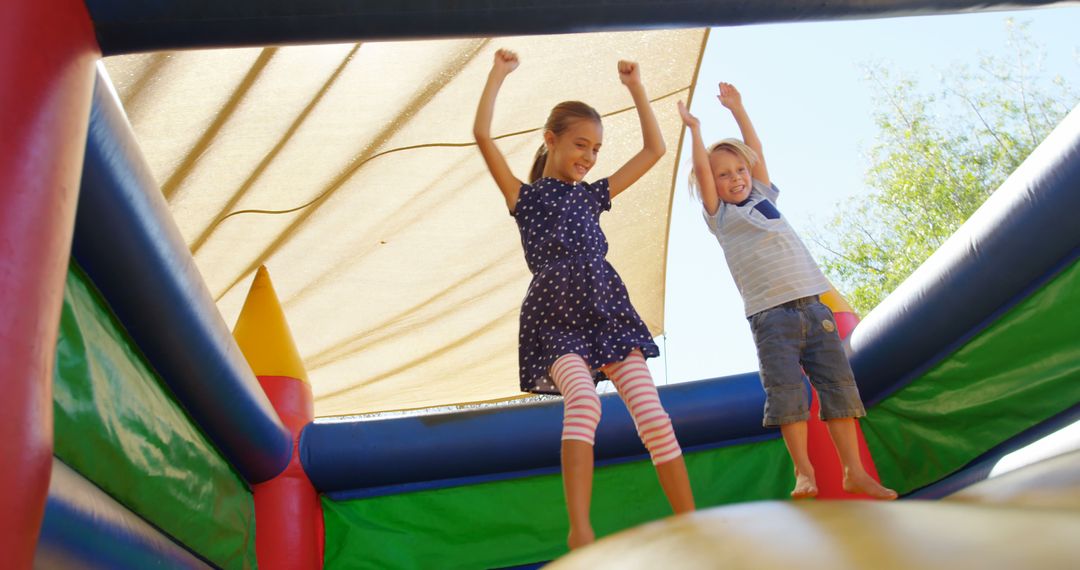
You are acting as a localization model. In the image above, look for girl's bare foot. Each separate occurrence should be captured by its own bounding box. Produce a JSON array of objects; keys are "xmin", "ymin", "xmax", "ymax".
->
[
  {"xmin": 568, "ymin": 527, "xmax": 595, "ymax": 550},
  {"xmin": 791, "ymin": 469, "xmax": 818, "ymax": 499},
  {"xmin": 843, "ymin": 469, "xmax": 898, "ymax": 500}
]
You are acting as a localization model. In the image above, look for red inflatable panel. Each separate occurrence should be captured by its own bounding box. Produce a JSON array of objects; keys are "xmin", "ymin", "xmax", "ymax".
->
[
  {"xmin": 0, "ymin": 1, "xmax": 99, "ymax": 566},
  {"xmin": 254, "ymin": 376, "xmax": 322, "ymax": 569}
]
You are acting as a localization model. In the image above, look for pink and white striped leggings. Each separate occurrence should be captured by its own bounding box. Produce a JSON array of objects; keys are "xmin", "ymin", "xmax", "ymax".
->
[{"xmin": 550, "ymin": 350, "xmax": 682, "ymax": 465}]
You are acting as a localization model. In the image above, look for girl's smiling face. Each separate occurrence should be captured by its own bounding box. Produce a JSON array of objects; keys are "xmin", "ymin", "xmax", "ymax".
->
[
  {"xmin": 544, "ymin": 119, "xmax": 603, "ymax": 183},
  {"xmin": 709, "ymin": 149, "xmax": 752, "ymax": 204}
]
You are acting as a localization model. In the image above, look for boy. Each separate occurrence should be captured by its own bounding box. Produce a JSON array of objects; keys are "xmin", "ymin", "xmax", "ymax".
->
[{"xmin": 678, "ymin": 84, "xmax": 896, "ymax": 500}]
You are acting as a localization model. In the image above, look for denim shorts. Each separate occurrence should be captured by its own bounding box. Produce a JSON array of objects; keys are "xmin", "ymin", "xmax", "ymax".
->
[{"xmin": 748, "ymin": 297, "xmax": 866, "ymax": 427}]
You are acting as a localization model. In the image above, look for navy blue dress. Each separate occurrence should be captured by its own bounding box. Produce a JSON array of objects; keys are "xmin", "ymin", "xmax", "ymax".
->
[{"xmin": 512, "ymin": 177, "xmax": 660, "ymax": 394}]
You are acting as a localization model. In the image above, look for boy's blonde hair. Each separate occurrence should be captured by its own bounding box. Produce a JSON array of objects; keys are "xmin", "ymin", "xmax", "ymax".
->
[{"xmin": 688, "ymin": 138, "xmax": 760, "ymax": 201}]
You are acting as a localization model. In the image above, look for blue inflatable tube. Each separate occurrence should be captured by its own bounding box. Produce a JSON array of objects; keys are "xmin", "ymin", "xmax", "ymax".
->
[
  {"xmin": 850, "ymin": 105, "xmax": 1080, "ymax": 405},
  {"xmin": 83, "ymin": 0, "xmax": 1070, "ymax": 55},
  {"xmin": 303, "ymin": 372, "xmax": 773, "ymax": 496},
  {"xmin": 72, "ymin": 71, "xmax": 291, "ymax": 484},
  {"xmin": 36, "ymin": 459, "xmax": 212, "ymax": 569}
]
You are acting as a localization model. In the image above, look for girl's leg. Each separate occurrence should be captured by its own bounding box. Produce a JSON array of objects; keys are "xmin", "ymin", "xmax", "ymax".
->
[
  {"xmin": 826, "ymin": 418, "xmax": 897, "ymax": 500},
  {"xmin": 560, "ymin": 440, "xmax": 595, "ymax": 549},
  {"xmin": 603, "ymin": 350, "xmax": 695, "ymax": 514},
  {"xmin": 550, "ymin": 354, "xmax": 602, "ymax": 548},
  {"xmin": 654, "ymin": 456, "xmax": 694, "ymax": 514},
  {"xmin": 779, "ymin": 421, "xmax": 817, "ymax": 499}
]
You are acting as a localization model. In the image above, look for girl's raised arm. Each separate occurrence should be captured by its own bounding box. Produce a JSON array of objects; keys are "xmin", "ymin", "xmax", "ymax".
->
[
  {"xmin": 678, "ymin": 101, "xmax": 720, "ymax": 216},
  {"xmin": 473, "ymin": 49, "xmax": 524, "ymax": 212},
  {"xmin": 608, "ymin": 61, "xmax": 666, "ymax": 199},
  {"xmin": 719, "ymin": 82, "xmax": 769, "ymax": 186}
]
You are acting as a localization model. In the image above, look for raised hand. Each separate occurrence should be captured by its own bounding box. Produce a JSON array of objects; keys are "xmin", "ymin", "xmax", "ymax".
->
[
  {"xmin": 607, "ymin": 59, "xmax": 664, "ymax": 199},
  {"xmin": 618, "ymin": 60, "xmax": 641, "ymax": 87},
  {"xmin": 717, "ymin": 81, "xmax": 768, "ymax": 185},
  {"xmin": 677, "ymin": 100, "xmax": 699, "ymax": 129},
  {"xmin": 493, "ymin": 49, "xmax": 520, "ymax": 76},
  {"xmin": 476, "ymin": 48, "xmax": 524, "ymax": 210},
  {"xmin": 717, "ymin": 82, "xmax": 743, "ymax": 110}
]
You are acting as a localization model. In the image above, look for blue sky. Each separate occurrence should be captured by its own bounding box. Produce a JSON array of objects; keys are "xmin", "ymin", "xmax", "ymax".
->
[{"xmin": 644, "ymin": 6, "xmax": 1080, "ymax": 387}]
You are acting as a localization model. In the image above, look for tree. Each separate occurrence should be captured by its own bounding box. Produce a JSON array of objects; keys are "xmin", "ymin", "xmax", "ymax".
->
[{"xmin": 812, "ymin": 20, "xmax": 1077, "ymax": 315}]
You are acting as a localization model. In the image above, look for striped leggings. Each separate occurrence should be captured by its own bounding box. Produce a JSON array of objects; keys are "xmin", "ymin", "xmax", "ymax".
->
[{"xmin": 550, "ymin": 350, "xmax": 682, "ymax": 465}]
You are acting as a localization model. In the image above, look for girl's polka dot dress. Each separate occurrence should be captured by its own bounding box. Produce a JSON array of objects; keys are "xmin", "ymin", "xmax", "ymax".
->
[{"xmin": 511, "ymin": 177, "xmax": 659, "ymax": 394}]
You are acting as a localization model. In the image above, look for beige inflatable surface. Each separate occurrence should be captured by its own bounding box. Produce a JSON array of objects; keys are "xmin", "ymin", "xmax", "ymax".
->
[{"xmin": 550, "ymin": 451, "xmax": 1080, "ymax": 569}]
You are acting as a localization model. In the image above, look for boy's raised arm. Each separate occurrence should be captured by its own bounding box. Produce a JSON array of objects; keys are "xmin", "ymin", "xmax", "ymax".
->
[
  {"xmin": 719, "ymin": 82, "xmax": 770, "ymax": 186},
  {"xmin": 608, "ymin": 60, "xmax": 666, "ymax": 199},
  {"xmin": 678, "ymin": 101, "xmax": 720, "ymax": 216},
  {"xmin": 474, "ymin": 49, "xmax": 524, "ymax": 212}
]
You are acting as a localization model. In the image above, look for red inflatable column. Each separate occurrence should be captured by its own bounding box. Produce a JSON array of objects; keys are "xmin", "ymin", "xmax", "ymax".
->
[
  {"xmin": 234, "ymin": 266, "xmax": 324, "ymax": 569},
  {"xmin": 807, "ymin": 286, "xmax": 884, "ymax": 499},
  {"xmin": 0, "ymin": 1, "xmax": 99, "ymax": 566}
]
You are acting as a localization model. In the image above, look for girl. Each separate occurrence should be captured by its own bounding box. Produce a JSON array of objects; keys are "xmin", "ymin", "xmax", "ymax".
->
[
  {"xmin": 473, "ymin": 49, "xmax": 695, "ymax": 549},
  {"xmin": 678, "ymin": 83, "xmax": 896, "ymax": 501}
]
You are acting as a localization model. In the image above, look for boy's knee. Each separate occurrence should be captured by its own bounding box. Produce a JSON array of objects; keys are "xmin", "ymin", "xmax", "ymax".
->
[
  {"xmin": 815, "ymin": 382, "xmax": 866, "ymax": 421},
  {"xmin": 762, "ymin": 384, "xmax": 809, "ymax": 427}
]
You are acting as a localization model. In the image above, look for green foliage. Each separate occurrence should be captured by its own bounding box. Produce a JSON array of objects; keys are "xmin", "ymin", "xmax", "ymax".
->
[{"xmin": 814, "ymin": 20, "xmax": 1077, "ymax": 315}]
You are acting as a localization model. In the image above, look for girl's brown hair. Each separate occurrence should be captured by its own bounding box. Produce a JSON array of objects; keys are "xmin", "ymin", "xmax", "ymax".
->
[{"xmin": 529, "ymin": 101, "xmax": 602, "ymax": 183}]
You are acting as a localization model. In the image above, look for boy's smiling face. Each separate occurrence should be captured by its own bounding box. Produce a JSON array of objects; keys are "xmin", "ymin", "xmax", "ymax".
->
[{"xmin": 709, "ymin": 149, "xmax": 752, "ymax": 204}]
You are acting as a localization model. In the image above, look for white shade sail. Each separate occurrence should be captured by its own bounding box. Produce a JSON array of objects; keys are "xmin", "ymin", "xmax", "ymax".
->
[{"xmin": 103, "ymin": 29, "xmax": 708, "ymax": 416}]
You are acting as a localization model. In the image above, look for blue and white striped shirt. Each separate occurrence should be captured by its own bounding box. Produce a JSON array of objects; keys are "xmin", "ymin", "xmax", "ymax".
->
[{"xmin": 703, "ymin": 179, "xmax": 830, "ymax": 317}]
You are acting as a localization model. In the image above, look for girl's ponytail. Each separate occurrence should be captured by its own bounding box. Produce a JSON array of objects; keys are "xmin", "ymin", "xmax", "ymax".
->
[{"xmin": 529, "ymin": 144, "xmax": 548, "ymax": 183}]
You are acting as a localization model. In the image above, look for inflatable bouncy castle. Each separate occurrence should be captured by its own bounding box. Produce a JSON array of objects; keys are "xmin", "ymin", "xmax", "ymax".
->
[{"xmin": 3, "ymin": 1, "xmax": 1078, "ymax": 568}]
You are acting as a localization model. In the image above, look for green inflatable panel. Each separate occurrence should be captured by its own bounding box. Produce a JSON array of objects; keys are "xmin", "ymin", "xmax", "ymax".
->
[
  {"xmin": 323, "ymin": 439, "xmax": 791, "ymax": 569},
  {"xmin": 53, "ymin": 263, "xmax": 258, "ymax": 569},
  {"xmin": 863, "ymin": 258, "xmax": 1080, "ymax": 494}
]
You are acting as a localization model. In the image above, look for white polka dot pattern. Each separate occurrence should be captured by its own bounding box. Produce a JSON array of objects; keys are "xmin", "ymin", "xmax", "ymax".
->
[{"xmin": 512, "ymin": 177, "xmax": 659, "ymax": 394}]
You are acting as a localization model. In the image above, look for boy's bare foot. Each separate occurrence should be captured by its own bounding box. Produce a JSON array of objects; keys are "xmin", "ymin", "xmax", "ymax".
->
[
  {"xmin": 568, "ymin": 527, "xmax": 595, "ymax": 550},
  {"xmin": 843, "ymin": 469, "xmax": 898, "ymax": 500},
  {"xmin": 791, "ymin": 470, "xmax": 818, "ymax": 499}
]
